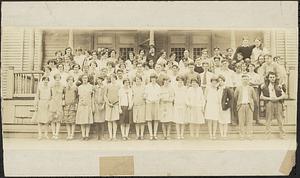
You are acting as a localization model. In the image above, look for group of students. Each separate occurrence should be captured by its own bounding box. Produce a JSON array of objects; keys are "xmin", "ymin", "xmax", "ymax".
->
[{"xmin": 33, "ymin": 36, "xmax": 288, "ymax": 141}]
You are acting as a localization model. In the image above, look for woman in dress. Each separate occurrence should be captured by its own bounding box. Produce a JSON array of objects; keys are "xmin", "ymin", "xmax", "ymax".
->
[
  {"xmin": 159, "ymin": 76, "xmax": 174, "ymax": 140},
  {"xmin": 204, "ymin": 76, "xmax": 220, "ymax": 140},
  {"xmin": 118, "ymin": 78, "xmax": 134, "ymax": 140},
  {"xmin": 144, "ymin": 73, "xmax": 161, "ymax": 140},
  {"xmin": 34, "ymin": 76, "xmax": 51, "ymax": 140},
  {"xmin": 105, "ymin": 74, "xmax": 121, "ymax": 140},
  {"xmin": 76, "ymin": 74, "xmax": 94, "ymax": 141},
  {"xmin": 173, "ymin": 76, "xmax": 187, "ymax": 139},
  {"xmin": 49, "ymin": 73, "xmax": 64, "ymax": 139},
  {"xmin": 136, "ymin": 49, "xmax": 147, "ymax": 63},
  {"xmin": 251, "ymin": 38, "xmax": 269, "ymax": 64},
  {"xmin": 62, "ymin": 76, "xmax": 78, "ymax": 140},
  {"xmin": 217, "ymin": 75, "xmax": 232, "ymax": 139},
  {"xmin": 186, "ymin": 78, "xmax": 205, "ymax": 138},
  {"xmin": 132, "ymin": 75, "xmax": 146, "ymax": 140},
  {"xmin": 93, "ymin": 76, "xmax": 107, "ymax": 140}
]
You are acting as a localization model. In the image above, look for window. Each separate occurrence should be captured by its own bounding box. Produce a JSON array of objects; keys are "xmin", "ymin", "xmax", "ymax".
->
[
  {"xmin": 170, "ymin": 48, "xmax": 185, "ymax": 62},
  {"xmin": 119, "ymin": 48, "xmax": 134, "ymax": 60},
  {"xmin": 193, "ymin": 48, "xmax": 205, "ymax": 59}
]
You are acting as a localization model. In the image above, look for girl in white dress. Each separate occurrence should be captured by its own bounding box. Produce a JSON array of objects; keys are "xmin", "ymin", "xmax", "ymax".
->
[
  {"xmin": 144, "ymin": 73, "xmax": 161, "ymax": 140},
  {"xmin": 186, "ymin": 78, "xmax": 205, "ymax": 138},
  {"xmin": 49, "ymin": 74, "xmax": 64, "ymax": 140},
  {"xmin": 159, "ymin": 76, "xmax": 175, "ymax": 140},
  {"xmin": 204, "ymin": 76, "xmax": 220, "ymax": 140},
  {"xmin": 173, "ymin": 76, "xmax": 187, "ymax": 139},
  {"xmin": 76, "ymin": 74, "xmax": 94, "ymax": 141},
  {"xmin": 34, "ymin": 76, "xmax": 51, "ymax": 140},
  {"xmin": 132, "ymin": 75, "xmax": 146, "ymax": 140},
  {"xmin": 217, "ymin": 75, "xmax": 232, "ymax": 139}
]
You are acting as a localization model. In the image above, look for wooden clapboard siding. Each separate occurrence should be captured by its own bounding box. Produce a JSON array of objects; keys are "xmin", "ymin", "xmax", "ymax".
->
[
  {"xmin": 34, "ymin": 30, "xmax": 43, "ymax": 70},
  {"xmin": 42, "ymin": 30, "xmax": 69, "ymax": 67},
  {"xmin": 73, "ymin": 30, "xmax": 93, "ymax": 50},
  {"xmin": 263, "ymin": 31, "xmax": 271, "ymax": 50},
  {"xmin": 1, "ymin": 28, "xmax": 24, "ymax": 98},
  {"xmin": 275, "ymin": 30, "xmax": 285, "ymax": 65},
  {"xmin": 22, "ymin": 29, "xmax": 31, "ymax": 71}
]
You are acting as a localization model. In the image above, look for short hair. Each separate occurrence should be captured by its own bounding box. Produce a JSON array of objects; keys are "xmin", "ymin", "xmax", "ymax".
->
[
  {"xmin": 109, "ymin": 73, "xmax": 117, "ymax": 80},
  {"xmin": 55, "ymin": 50, "xmax": 63, "ymax": 56},
  {"xmin": 89, "ymin": 61, "xmax": 98, "ymax": 67},
  {"xmin": 73, "ymin": 64, "xmax": 81, "ymax": 69},
  {"xmin": 169, "ymin": 52, "xmax": 176, "ymax": 58},
  {"xmin": 176, "ymin": 75, "xmax": 185, "ymax": 81},
  {"xmin": 214, "ymin": 47, "xmax": 220, "ymax": 51},
  {"xmin": 213, "ymin": 56, "xmax": 221, "ymax": 61},
  {"xmin": 149, "ymin": 73, "xmax": 158, "ymax": 80},
  {"xmin": 53, "ymin": 73, "xmax": 62, "ymax": 80},
  {"xmin": 264, "ymin": 54, "xmax": 272, "ymax": 58},
  {"xmin": 133, "ymin": 75, "xmax": 143, "ymax": 82},
  {"xmin": 106, "ymin": 61, "xmax": 115, "ymax": 67},
  {"xmin": 116, "ymin": 69, "xmax": 124, "ymax": 73},
  {"xmin": 241, "ymin": 74, "xmax": 250, "ymax": 78},
  {"xmin": 41, "ymin": 76, "xmax": 50, "ymax": 81},
  {"xmin": 221, "ymin": 59, "xmax": 228, "ymax": 63},
  {"xmin": 248, "ymin": 63, "xmax": 256, "ymax": 67},
  {"xmin": 66, "ymin": 75, "xmax": 75, "ymax": 82},
  {"xmin": 136, "ymin": 62, "xmax": 144, "ymax": 67},
  {"xmin": 242, "ymin": 36, "xmax": 249, "ymax": 41},
  {"xmin": 218, "ymin": 75, "xmax": 226, "ymax": 82},
  {"xmin": 226, "ymin": 48, "xmax": 233, "ymax": 52},
  {"xmin": 122, "ymin": 78, "xmax": 130, "ymax": 84},
  {"xmin": 210, "ymin": 76, "xmax": 219, "ymax": 82},
  {"xmin": 139, "ymin": 49, "xmax": 146, "ymax": 54},
  {"xmin": 237, "ymin": 52, "xmax": 243, "ymax": 56},
  {"xmin": 188, "ymin": 62, "xmax": 195, "ymax": 66},
  {"xmin": 47, "ymin": 59, "xmax": 57, "ymax": 65},
  {"xmin": 202, "ymin": 61, "xmax": 210, "ymax": 65},
  {"xmin": 43, "ymin": 65, "xmax": 52, "ymax": 72},
  {"xmin": 162, "ymin": 75, "xmax": 171, "ymax": 83}
]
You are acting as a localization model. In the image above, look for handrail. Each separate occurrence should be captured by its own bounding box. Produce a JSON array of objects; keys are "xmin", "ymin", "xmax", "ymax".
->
[{"xmin": 13, "ymin": 71, "xmax": 44, "ymax": 74}]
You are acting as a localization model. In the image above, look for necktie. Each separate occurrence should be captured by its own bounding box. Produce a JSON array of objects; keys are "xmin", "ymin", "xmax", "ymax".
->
[{"xmin": 203, "ymin": 71, "xmax": 207, "ymax": 86}]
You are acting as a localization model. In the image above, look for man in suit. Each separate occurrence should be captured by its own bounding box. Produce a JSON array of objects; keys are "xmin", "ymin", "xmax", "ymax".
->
[{"xmin": 234, "ymin": 74, "xmax": 258, "ymax": 140}]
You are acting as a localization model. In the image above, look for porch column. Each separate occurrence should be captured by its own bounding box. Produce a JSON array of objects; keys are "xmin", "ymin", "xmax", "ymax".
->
[
  {"xmin": 6, "ymin": 66, "xmax": 15, "ymax": 99},
  {"xmin": 230, "ymin": 30, "xmax": 236, "ymax": 49},
  {"xmin": 68, "ymin": 29, "xmax": 74, "ymax": 50},
  {"xmin": 149, "ymin": 30, "xmax": 154, "ymax": 46},
  {"xmin": 270, "ymin": 30, "xmax": 276, "ymax": 56}
]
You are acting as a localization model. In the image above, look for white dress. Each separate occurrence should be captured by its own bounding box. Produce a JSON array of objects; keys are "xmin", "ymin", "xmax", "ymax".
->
[
  {"xmin": 76, "ymin": 83, "xmax": 94, "ymax": 124},
  {"xmin": 217, "ymin": 87, "xmax": 231, "ymax": 124},
  {"xmin": 172, "ymin": 86, "xmax": 187, "ymax": 124},
  {"xmin": 186, "ymin": 87, "xmax": 205, "ymax": 124},
  {"xmin": 159, "ymin": 86, "xmax": 174, "ymax": 123},
  {"xmin": 205, "ymin": 86, "xmax": 220, "ymax": 120}
]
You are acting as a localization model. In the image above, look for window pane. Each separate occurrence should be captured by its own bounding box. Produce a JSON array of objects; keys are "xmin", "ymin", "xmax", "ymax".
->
[
  {"xmin": 119, "ymin": 48, "xmax": 134, "ymax": 60},
  {"xmin": 170, "ymin": 48, "xmax": 185, "ymax": 62}
]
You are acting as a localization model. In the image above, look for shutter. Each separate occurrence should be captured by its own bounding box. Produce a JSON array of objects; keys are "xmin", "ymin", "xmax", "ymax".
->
[
  {"xmin": 22, "ymin": 29, "xmax": 31, "ymax": 71},
  {"xmin": 285, "ymin": 30, "xmax": 298, "ymax": 68},
  {"xmin": 43, "ymin": 30, "xmax": 69, "ymax": 67},
  {"xmin": 263, "ymin": 31, "xmax": 271, "ymax": 50},
  {"xmin": 1, "ymin": 27, "xmax": 24, "ymax": 98},
  {"xmin": 275, "ymin": 31, "xmax": 285, "ymax": 65},
  {"xmin": 34, "ymin": 30, "xmax": 43, "ymax": 70}
]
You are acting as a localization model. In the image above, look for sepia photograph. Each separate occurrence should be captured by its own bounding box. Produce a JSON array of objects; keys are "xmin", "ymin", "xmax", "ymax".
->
[{"xmin": 1, "ymin": 1, "xmax": 298, "ymax": 176}]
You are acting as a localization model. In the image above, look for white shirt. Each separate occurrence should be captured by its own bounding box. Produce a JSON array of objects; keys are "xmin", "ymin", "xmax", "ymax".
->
[
  {"xmin": 119, "ymin": 87, "xmax": 133, "ymax": 107},
  {"xmin": 268, "ymin": 84, "xmax": 277, "ymax": 98},
  {"xmin": 199, "ymin": 71, "xmax": 214, "ymax": 88},
  {"xmin": 144, "ymin": 83, "xmax": 161, "ymax": 103},
  {"xmin": 241, "ymin": 86, "xmax": 249, "ymax": 104},
  {"xmin": 74, "ymin": 55, "xmax": 85, "ymax": 67},
  {"xmin": 216, "ymin": 68, "xmax": 236, "ymax": 87}
]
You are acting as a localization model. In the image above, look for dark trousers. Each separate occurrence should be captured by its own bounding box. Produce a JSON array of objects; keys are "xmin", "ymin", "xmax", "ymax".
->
[{"xmin": 229, "ymin": 87, "xmax": 238, "ymax": 124}]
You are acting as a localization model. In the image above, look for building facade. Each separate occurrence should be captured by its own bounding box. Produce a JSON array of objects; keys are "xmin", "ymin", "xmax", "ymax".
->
[{"xmin": 1, "ymin": 28, "xmax": 298, "ymax": 130}]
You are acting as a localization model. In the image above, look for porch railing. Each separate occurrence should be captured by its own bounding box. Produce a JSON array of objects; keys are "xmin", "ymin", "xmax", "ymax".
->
[{"xmin": 6, "ymin": 66, "xmax": 44, "ymax": 98}]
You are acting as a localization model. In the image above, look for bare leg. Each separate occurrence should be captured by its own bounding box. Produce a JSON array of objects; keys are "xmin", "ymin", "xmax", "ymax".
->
[
  {"xmin": 162, "ymin": 123, "xmax": 167, "ymax": 138},
  {"xmin": 135, "ymin": 123, "xmax": 140, "ymax": 138},
  {"xmin": 219, "ymin": 123, "xmax": 223, "ymax": 137},
  {"xmin": 224, "ymin": 123, "xmax": 228, "ymax": 137},
  {"xmin": 112, "ymin": 121, "xmax": 117, "ymax": 139},
  {"xmin": 212, "ymin": 121, "xmax": 218, "ymax": 138},
  {"xmin": 207, "ymin": 120, "xmax": 212, "ymax": 139},
  {"xmin": 140, "ymin": 124, "xmax": 145, "ymax": 138},
  {"xmin": 147, "ymin": 121, "xmax": 153, "ymax": 138},
  {"xmin": 153, "ymin": 121, "xmax": 159, "ymax": 137},
  {"xmin": 51, "ymin": 122, "xmax": 56, "ymax": 138},
  {"xmin": 125, "ymin": 124, "xmax": 130, "ymax": 138},
  {"xmin": 120, "ymin": 124, "xmax": 125, "ymax": 138},
  {"xmin": 180, "ymin": 124, "xmax": 185, "ymax": 139},
  {"xmin": 80, "ymin": 125, "xmax": 85, "ymax": 138},
  {"xmin": 71, "ymin": 124, "xmax": 75, "ymax": 139},
  {"xmin": 44, "ymin": 124, "xmax": 49, "ymax": 138},
  {"xmin": 66, "ymin": 124, "xmax": 71, "ymax": 139},
  {"xmin": 55, "ymin": 122, "xmax": 61, "ymax": 137},
  {"xmin": 167, "ymin": 123, "xmax": 171, "ymax": 138},
  {"xmin": 176, "ymin": 124, "xmax": 180, "ymax": 139},
  {"xmin": 107, "ymin": 122, "xmax": 113, "ymax": 139},
  {"xmin": 37, "ymin": 123, "xmax": 42, "ymax": 139},
  {"xmin": 196, "ymin": 124, "xmax": 200, "ymax": 138},
  {"xmin": 85, "ymin": 124, "xmax": 90, "ymax": 138}
]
